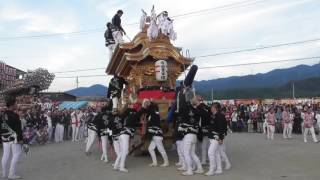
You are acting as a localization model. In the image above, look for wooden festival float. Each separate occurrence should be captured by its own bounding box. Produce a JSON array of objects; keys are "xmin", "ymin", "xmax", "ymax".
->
[
  {"xmin": 0, "ymin": 68, "xmax": 55, "ymax": 111},
  {"xmin": 106, "ymin": 7, "xmax": 194, "ymax": 151}
]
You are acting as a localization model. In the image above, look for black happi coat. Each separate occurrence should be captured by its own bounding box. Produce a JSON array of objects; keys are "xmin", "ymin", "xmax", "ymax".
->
[
  {"xmin": 0, "ymin": 110, "xmax": 23, "ymax": 143},
  {"xmin": 207, "ymin": 111, "xmax": 227, "ymax": 141}
]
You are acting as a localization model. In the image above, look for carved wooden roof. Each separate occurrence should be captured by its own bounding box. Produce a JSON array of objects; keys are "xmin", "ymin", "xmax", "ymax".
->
[{"xmin": 106, "ymin": 30, "xmax": 193, "ymax": 77}]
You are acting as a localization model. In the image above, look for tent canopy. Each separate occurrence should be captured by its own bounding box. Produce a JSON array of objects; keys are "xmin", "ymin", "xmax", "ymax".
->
[{"xmin": 58, "ymin": 101, "xmax": 88, "ymax": 109}]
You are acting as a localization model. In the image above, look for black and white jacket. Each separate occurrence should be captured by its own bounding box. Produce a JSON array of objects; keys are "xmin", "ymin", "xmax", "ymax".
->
[{"xmin": 0, "ymin": 110, "xmax": 23, "ymax": 143}]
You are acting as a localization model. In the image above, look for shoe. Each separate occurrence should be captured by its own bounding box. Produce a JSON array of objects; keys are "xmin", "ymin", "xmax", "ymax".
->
[
  {"xmin": 225, "ymin": 163, "xmax": 232, "ymax": 170},
  {"xmin": 119, "ymin": 168, "xmax": 128, "ymax": 173},
  {"xmin": 160, "ymin": 162, "xmax": 169, "ymax": 167},
  {"xmin": 194, "ymin": 169, "xmax": 204, "ymax": 174},
  {"xmin": 201, "ymin": 162, "xmax": 207, "ymax": 166},
  {"xmin": 101, "ymin": 155, "xmax": 108, "ymax": 163},
  {"xmin": 214, "ymin": 169, "xmax": 223, "ymax": 175},
  {"xmin": 177, "ymin": 166, "xmax": 187, "ymax": 171},
  {"xmin": 205, "ymin": 171, "xmax": 214, "ymax": 176},
  {"xmin": 175, "ymin": 162, "xmax": 182, "ymax": 167},
  {"xmin": 149, "ymin": 163, "xmax": 157, "ymax": 167},
  {"xmin": 85, "ymin": 152, "xmax": 91, "ymax": 156},
  {"xmin": 8, "ymin": 175, "xmax": 22, "ymax": 179},
  {"xmin": 181, "ymin": 171, "xmax": 193, "ymax": 176}
]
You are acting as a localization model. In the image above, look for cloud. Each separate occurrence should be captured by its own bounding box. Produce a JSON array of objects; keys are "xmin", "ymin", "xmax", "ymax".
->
[{"xmin": 0, "ymin": 2, "xmax": 78, "ymax": 33}]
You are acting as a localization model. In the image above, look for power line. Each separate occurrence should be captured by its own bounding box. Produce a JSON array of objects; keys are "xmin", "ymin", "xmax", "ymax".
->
[
  {"xmin": 47, "ymin": 37, "xmax": 320, "ymax": 74},
  {"xmin": 53, "ymin": 67, "xmax": 105, "ymax": 74},
  {"xmin": 196, "ymin": 38, "xmax": 320, "ymax": 58},
  {"xmin": 0, "ymin": 0, "xmax": 263, "ymax": 40},
  {"xmin": 198, "ymin": 56, "xmax": 320, "ymax": 69},
  {"xmin": 54, "ymin": 56, "xmax": 320, "ymax": 79},
  {"xmin": 172, "ymin": 0, "xmax": 262, "ymax": 18}
]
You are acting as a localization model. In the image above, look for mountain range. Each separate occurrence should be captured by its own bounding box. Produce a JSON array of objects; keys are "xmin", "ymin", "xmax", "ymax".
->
[{"xmin": 65, "ymin": 63, "xmax": 320, "ymax": 99}]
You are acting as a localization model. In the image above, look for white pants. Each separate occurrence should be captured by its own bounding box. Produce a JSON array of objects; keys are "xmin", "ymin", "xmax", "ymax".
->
[
  {"xmin": 219, "ymin": 143, "xmax": 231, "ymax": 169},
  {"xmin": 148, "ymin": 136, "xmax": 169, "ymax": 165},
  {"xmin": 201, "ymin": 136, "xmax": 209, "ymax": 164},
  {"xmin": 112, "ymin": 97, "xmax": 118, "ymax": 110},
  {"xmin": 267, "ymin": 125, "xmax": 275, "ymax": 140},
  {"xmin": 112, "ymin": 31, "xmax": 124, "ymax": 44},
  {"xmin": 176, "ymin": 140, "xmax": 184, "ymax": 166},
  {"xmin": 263, "ymin": 121, "xmax": 267, "ymax": 134},
  {"xmin": 72, "ymin": 125, "xmax": 80, "ymax": 141},
  {"xmin": 108, "ymin": 44, "xmax": 115, "ymax": 59},
  {"xmin": 78, "ymin": 125, "xmax": 85, "ymax": 140},
  {"xmin": 183, "ymin": 134, "xmax": 203, "ymax": 173},
  {"xmin": 85, "ymin": 129, "xmax": 97, "ymax": 153},
  {"xmin": 47, "ymin": 126, "xmax": 53, "ymax": 142},
  {"xmin": 304, "ymin": 127, "xmax": 318, "ymax": 142},
  {"xmin": 114, "ymin": 134, "xmax": 129, "ymax": 170},
  {"xmin": 283, "ymin": 123, "xmax": 293, "ymax": 139},
  {"xmin": 55, "ymin": 124, "xmax": 64, "ymax": 143},
  {"xmin": 113, "ymin": 139, "xmax": 120, "ymax": 160},
  {"xmin": 208, "ymin": 139, "xmax": 221, "ymax": 173},
  {"xmin": 101, "ymin": 136, "xmax": 108, "ymax": 161},
  {"xmin": 2, "ymin": 142, "xmax": 21, "ymax": 177}
]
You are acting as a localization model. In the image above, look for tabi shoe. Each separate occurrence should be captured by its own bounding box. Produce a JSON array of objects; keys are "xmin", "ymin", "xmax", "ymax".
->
[
  {"xmin": 101, "ymin": 155, "xmax": 108, "ymax": 163},
  {"xmin": 8, "ymin": 175, "xmax": 22, "ymax": 179},
  {"xmin": 149, "ymin": 163, "xmax": 158, "ymax": 167},
  {"xmin": 119, "ymin": 168, "xmax": 129, "ymax": 173},
  {"xmin": 175, "ymin": 162, "xmax": 182, "ymax": 167},
  {"xmin": 177, "ymin": 166, "xmax": 187, "ymax": 171},
  {"xmin": 205, "ymin": 170, "xmax": 215, "ymax": 176},
  {"xmin": 194, "ymin": 169, "xmax": 204, "ymax": 174},
  {"xmin": 214, "ymin": 169, "xmax": 223, "ymax": 175},
  {"xmin": 225, "ymin": 163, "xmax": 232, "ymax": 170},
  {"xmin": 182, "ymin": 171, "xmax": 193, "ymax": 176},
  {"xmin": 160, "ymin": 162, "xmax": 169, "ymax": 167}
]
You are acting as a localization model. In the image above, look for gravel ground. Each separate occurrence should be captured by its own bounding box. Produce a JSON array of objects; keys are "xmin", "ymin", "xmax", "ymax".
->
[{"xmin": 2, "ymin": 133, "xmax": 320, "ymax": 180}]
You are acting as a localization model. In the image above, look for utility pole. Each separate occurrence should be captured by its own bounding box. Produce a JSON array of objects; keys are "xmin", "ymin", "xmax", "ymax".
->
[
  {"xmin": 211, "ymin": 88, "xmax": 213, "ymax": 102},
  {"xmin": 76, "ymin": 76, "xmax": 79, "ymax": 88},
  {"xmin": 292, "ymin": 82, "xmax": 295, "ymax": 99}
]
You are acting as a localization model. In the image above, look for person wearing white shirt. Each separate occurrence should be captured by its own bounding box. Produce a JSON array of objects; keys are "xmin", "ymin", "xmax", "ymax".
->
[{"xmin": 316, "ymin": 111, "xmax": 320, "ymax": 130}]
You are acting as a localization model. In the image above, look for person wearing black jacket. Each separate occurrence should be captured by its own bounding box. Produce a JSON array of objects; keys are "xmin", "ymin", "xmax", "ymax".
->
[
  {"xmin": 108, "ymin": 110, "xmax": 123, "ymax": 171},
  {"xmin": 205, "ymin": 102, "xmax": 228, "ymax": 176},
  {"xmin": 1, "ymin": 96, "xmax": 23, "ymax": 179},
  {"xmin": 96, "ymin": 103, "xmax": 113, "ymax": 163},
  {"xmin": 107, "ymin": 75, "xmax": 128, "ymax": 110},
  {"xmin": 84, "ymin": 109, "xmax": 98, "ymax": 156},
  {"xmin": 104, "ymin": 22, "xmax": 116, "ymax": 59},
  {"xmin": 113, "ymin": 104, "xmax": 139, "ymax": 173},
  {"xmin": 177, "ymin": 97, "xmax": 204, "ymax": 176},
  {"xmin": 197, "ymin": 101, "xmax": 211, "ymax": 165},
  {"xmin": 112, "ymin": 10, "xmax": 125, "ymax": 44},
  {"xmin": 137, "ymin": 99, "xmax": 169, "ymax": 168}
]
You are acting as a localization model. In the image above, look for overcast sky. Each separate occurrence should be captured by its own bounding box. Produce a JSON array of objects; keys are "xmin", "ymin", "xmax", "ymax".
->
[{"xmin": 1, "ymin": 0, "xmax": 320, "ymax": 91}]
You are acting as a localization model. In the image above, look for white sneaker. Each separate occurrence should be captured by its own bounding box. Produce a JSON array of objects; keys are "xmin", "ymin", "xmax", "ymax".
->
[
  {"xmin": 160, "ymin": 162, "xmax": 169, "ymax": 167},
  {"xmin": 101, "ymin": 155, "xmax": 108, "ymax": 163},
  {"xmin": 119, "ymin": 168, "xmax": 128, "ymax": 173},
  {"xmin": 149, "ymin": 163, "xmax": 157, "ymax": 167},
  {"xmin": 182, "ymin": 171, "xmax": 193, "ymax": 176},
  {"xmin": 214, "ymin": 170, "xmax": 223, "ymax": 175},
  {"xmin": 205, "ymin": 171, "xmax": 214, "ymax": 176},
  {"xmin": 8, "ymin": 175, "xmax": 22, "ymax": 179},
  {"xmin": 225, "ymin": 163, "xmax": 232, "ymax": 170},
  {"xmin": 175, "ymin": 162, "xmax": 182, "ymax": 167},
  {"xmin": 177, "ymin": 166, "xmax": 187, "ymax": 171},
  {"xmin": 194, "ymin": 169, "xmax": 204, "ymax": 174}
]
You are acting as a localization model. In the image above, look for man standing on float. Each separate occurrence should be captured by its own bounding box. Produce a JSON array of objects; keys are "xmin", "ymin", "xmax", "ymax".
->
[{"xmin": 112, "ymin": 10, "xmax": 126, "ymax": 44}]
